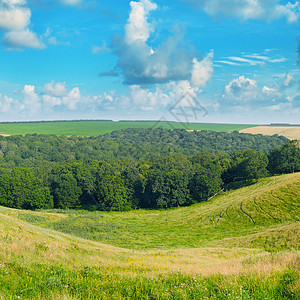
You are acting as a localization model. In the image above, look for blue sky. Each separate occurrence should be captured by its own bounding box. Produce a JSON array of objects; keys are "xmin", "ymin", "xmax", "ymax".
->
[{"xmin": 0, "ymin": 0, "xmax": 299, "ymax": 123}]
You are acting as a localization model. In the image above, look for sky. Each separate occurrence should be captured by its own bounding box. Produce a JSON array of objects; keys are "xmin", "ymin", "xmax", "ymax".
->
[{"xmin": 0, "ymin": 0, "xmax": 300, "ymax": 124}]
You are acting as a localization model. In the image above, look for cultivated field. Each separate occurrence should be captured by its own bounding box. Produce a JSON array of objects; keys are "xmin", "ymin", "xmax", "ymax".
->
[
  {"xmin": 0, "ymin": 120, "xmax": 254, "ymax": 136},
  {"xmin": 0, "ymin": 173, "xmax": 299, "ymax": 299},
  {"xmin": 240, "ymin": 126, "xmax": 300, "ymax": 140}
]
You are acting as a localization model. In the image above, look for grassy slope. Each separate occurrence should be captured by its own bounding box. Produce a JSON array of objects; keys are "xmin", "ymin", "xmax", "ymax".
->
[
  {"xmin": 0, "ymin": 173, "xmax": 299, "ymax": 299},
  {"xmin": 0, "ymin": 120, "xmax": 254, "ymax": 136},
  {"xmin": 14, "ymin": 172, "xmax": 299, "ymax": 251}
]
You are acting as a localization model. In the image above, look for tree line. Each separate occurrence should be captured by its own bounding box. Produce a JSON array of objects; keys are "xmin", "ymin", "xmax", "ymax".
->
[
  {"xmin": 0, "ymin": 129, "xmax": 298, "ymax": 211},
  {"xmin": 0, "ymin": 128, "xmax": 288, "ymax": 168}
]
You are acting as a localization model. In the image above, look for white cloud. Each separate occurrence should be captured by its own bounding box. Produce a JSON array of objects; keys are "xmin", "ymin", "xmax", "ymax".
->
[
  {"xmin": 20, "ymin": 84, "xmax": 41, "ymax": 114},
  {"xmin": 0, "ymin": 93, "xmax": 13, "ymax": 113},
  {"xmin": 127, "ymin": 80, "xmax": 204, "ymax": 111},
  {"xmin": 191, "ymin": 51, "xmax": 214, "ymax": 87},
  {"xmin": 217, "ymin": 53, "xmax": 288, "ymax": 67},
  {"xmin": 43, "ymin": 81, "xmax": 68, "ymax": 97},
  {"xmin": 227, "ymin": 56, "xmax": 260, "ymax": 65},
  {"xmin": 111, "ymin": 0, "xmax": 213, "ymax": 87},
  {"xmin": 273, "ymin": 2, "xmax": 300, "ymax": 23},
  {"xmin": 262, "ymin": 85, "xmax": 281, "ymax": 99},
  {"xmin": 125, "ymin": 0, "xmax": 157, "ymax": 44},
  {"xmin": 62, "ymin": 87, "xmax": 81, "ymax": 110},
  {"xmin": 243, "ymin": 54, "xmax": 269, "ymax": 60},
  {"xmin": 42, "ymin": 81, "xmax": 81, "ymax": 110},
  {"xmin": 223, "ymin": 76, "xmax": 258, "ymax": 102},
  {"xmin": 217, "ymin": 75, "xmax": 298, "ymax": 119},
  {"xmin": 268, "ymin": 57, "xmax": 288, "ymax": 63},
  {"xmin": 0, "ymin": 4, "xmax": 30, "ymax": 30},
  {"xmin": 0, "ymin": 1, "xmax": 45, "ymax": 50},
  {"xmin": 283, "ymin": 73, "xmax": 294, "ymax": 87},
  {"xmin": 182, "ymin": 0, "xmax": 300, "ymax": 23},
  {"xmin": 3, "ymin": 29, "xmax": 46, "ymax": 49},
  {"xmin": 42, "ymin": 95, "xmax": 62, "ymax": 107}
]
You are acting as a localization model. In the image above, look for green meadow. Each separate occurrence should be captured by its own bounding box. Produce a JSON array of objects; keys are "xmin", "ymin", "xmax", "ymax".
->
[
  {"xmin": 0, "ymin": 120, "xmax": 255, "ymax": 136},
  {"xmin": 0, "ymin": 172, "xmax": 299, "ymax": 299}
]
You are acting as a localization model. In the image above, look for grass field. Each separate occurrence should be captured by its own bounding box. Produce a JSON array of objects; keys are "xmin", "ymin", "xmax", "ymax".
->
[
  {"xmin": 0, "ymin": 120, "xmax": 255, "ymax": 136},
  {"xmin": 0, "ymin": 173, "xmax": 299, "ymax": 299},
  {"xmin": 240, "ymin": 126, "xmax": 300, "ymax": 140}
]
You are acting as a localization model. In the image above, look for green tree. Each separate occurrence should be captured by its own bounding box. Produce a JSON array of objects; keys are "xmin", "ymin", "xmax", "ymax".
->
[
  {"xmin": 95, "ymin": 174, "xmax": 129, "ymax": 211},
  {"xmin": 268, "ymin": 140, "xmax": 300, "ymax": 175},
  {"xmin": 49, "ymin": 167, "xmax": 81, "ymax": 208},
  {"xmin": 190, "ymin": 163, "xmax": 222, "ymax": 202},
  {"xmin": 241, "ymin": 149, "xmax": 269, "ymax": 181},
  {"xmin": 2, "ymin": 168, "xmax": 53, "ymax": 209}
]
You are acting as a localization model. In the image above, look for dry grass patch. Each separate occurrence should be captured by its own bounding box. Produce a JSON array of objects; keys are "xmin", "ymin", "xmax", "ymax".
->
[{"xmin": 240, "ymin": 126, "xmax": 300, "ymax": 140}]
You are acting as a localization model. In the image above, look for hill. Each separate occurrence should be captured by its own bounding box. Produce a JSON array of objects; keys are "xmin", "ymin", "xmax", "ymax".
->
[{"xmin": 0, "ymin": 173, "xmax": 299, "ymax": 299}]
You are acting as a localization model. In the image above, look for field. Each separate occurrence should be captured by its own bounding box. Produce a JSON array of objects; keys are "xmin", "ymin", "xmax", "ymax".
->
[
  {"xmin": 0, "ymin": 120, "xmax": 254, "ymax": 136},
  {"xmin": 0, "ymin": 173, "xmax": 299, "ymax": 299},
  {"xmin": 240, "ymin": 126, "xmax": 300, "ymax": 140}
]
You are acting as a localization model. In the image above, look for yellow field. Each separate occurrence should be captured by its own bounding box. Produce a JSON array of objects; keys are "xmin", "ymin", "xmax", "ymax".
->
[{"xmin": 240, "ymin": 126, "xmax": 300, "ymax": 140}]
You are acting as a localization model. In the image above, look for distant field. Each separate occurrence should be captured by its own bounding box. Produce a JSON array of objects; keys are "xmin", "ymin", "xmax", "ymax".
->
[
  {"xmin": 0, "ymin": 120, "xmax": 255, "ymax": 136},
  {"xmin": 240, "ymin": 126, "xmax": 300, "ymax": 140}
]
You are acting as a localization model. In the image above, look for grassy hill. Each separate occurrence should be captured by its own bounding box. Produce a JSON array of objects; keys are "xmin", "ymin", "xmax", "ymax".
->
[{"xmin": 0, "ymin": 173, "xmax": 299, "ymax": 299}]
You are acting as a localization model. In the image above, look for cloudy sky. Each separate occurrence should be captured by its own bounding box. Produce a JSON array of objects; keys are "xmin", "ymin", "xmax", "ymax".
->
[{"xmin": 0, "ymin": 0, "xmax": 299, "ymax": 123}]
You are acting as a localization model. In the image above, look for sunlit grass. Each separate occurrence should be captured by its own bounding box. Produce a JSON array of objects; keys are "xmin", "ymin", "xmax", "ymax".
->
[
  {"xmin": 0, "ymin": 120, "xmax": 254, "ymax": 136},
  {"xmin": 11, "ymin": 172, "xmax": 299, "ymax": 251},
  {"xmin": 0, "ymin": 173, "xmax": 299, "ymax": 298}
]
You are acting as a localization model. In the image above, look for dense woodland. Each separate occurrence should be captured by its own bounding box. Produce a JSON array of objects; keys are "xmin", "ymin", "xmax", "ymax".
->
[{"xmin": 0, "ymin": 128, "xmax": 299, "ymax": 211}]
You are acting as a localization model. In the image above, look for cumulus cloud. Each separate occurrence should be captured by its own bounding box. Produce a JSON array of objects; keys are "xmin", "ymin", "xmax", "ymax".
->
[
  {"xmin": 0, "ymin": 0, "xmax": 45, "ymax": 50},
  {"xmin": 124, "ymin": 0, "xmax": 157, "ymax": 44},
  {"xmin": 43, "ymin": 81, "xmax": 68, "ymax": 97},
  {"xmin": 0, "ymin": 79, "xmax": 206, "ymax": 119},
  {"xmin": 129, "ymin": 84, "xmax": 171, "ymax": 110},
  {"xmin": 223, "ymin": 76, "xmax": 258, "ymax": 102},
  {"xmin": 3, "ymin": 29, "xmax": 46, "ymax": 49},
  {"xmin": 20, "ymin": 84, "xmax": 41, "ymax": 114},
  {"xmin": 42, "ymin": 81, "xmax": 81, "ymax": 110},
  {"xmin": 216, "ymin": 75, "xmax": 300, "ymax": 119},
  {"xmin": 181, "ymin": 0, "xmax": 300, "ymax": 22},
  {"xmin": 262, "ymin": 85, "xmax": 281, "ymax": 99},
  {"xmin": 0, "ymin": 93, "xmax": 14, "ymax": 113},
  {"xmin": 0, "ymin": 0, "xmax": 30, "ymax": 30},
  {"xmin": 191, "ymin": 51, "xmax": 214, "ymax": 87},
  {"xmin": 110, "ymin": 0, "xmax": 213, "ymax": 86}
]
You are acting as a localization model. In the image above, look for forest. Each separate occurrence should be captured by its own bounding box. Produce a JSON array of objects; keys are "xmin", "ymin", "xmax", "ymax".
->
[{"xmin": 0, "ymin": 128, "xmax": 299, "ymax": 211}]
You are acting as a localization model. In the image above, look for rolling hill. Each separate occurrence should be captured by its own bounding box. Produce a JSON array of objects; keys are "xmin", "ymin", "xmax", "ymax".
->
[{"xmin": 0, "ymin": 173, "xmax": 299, "ymax": 299}]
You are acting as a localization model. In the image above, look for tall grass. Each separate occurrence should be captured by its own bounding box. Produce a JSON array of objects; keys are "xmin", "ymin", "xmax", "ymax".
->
[
  {"xmin": 0, "ymin": 173, "xmax": 299, "ymax": 299},
  {"xmin": 16, "ymin": 173, "xmax": 298, "ymax": 251}
]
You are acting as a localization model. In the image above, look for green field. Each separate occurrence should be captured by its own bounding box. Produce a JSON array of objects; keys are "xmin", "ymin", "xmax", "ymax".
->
[
  {"xmin": 0, "ymin": 120, "xmax": 255, "ymax": 136},
  {"xmin": 0, "ymin": 173, "xmax": 299, "ymax": 299}
]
